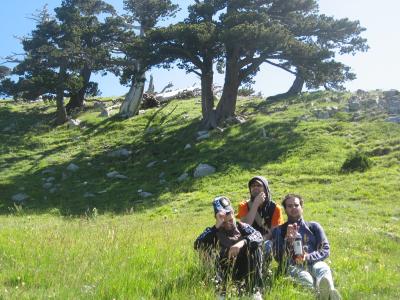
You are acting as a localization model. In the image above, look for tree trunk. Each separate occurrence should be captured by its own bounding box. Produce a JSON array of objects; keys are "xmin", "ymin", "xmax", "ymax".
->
[
  {"xmin": 215, "ymin": 48, "xmax": 240, "ymax": 125},
  {"xmin": 119, "ymin": 68, "xmax": 146, "ymax": 118},
  {"xmin": 119, "ymin": 26, "xmax": 146, "ymax": 118},
  {"xmin": 200, "ymin": 60, "xmax": 217, "ymax": 129},
  {"xmin": 66, "ymin": 64, "xmax": 91, "ymax": 112},
  {"xmin": 267, "ymin": 74, "xmax": 304, "ymax": 102},
  {"xmin": 55, "ymin": 63, "xmax": 68, "ymax": 125},
  {"xmin": 146, "ymin": 74, "xmax": 154, "ymax": 93}
]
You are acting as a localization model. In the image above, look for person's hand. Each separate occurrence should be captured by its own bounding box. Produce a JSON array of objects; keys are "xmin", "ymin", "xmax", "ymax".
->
[
  {"xmin": 215, "ymin": 211, "xmax": 225, "ymax": 229},
  {"xmin": 294, "ymin": 253, "xmax": 305, "ymax": 264},
  {"xmin": 228, "ymin": 240, "xmax": 246, "ymax": 259},
  {"xmin": 253, "ymin": 192, "xmax": 266, "ymax": 208},
  {"xmin": 285, "ymin": 223, "xmax": 298, "ymax": 243}
]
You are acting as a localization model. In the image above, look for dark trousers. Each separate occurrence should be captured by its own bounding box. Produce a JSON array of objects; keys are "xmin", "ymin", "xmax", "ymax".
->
[{"xmin": 218, "ymin": 246, "xmax": 263, "ymax": 292}]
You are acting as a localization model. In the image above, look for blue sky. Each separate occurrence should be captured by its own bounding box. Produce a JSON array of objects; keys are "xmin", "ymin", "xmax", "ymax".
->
[{"xmin": 1, "ymin": 0, "xmax": 399, "ymax": 97}]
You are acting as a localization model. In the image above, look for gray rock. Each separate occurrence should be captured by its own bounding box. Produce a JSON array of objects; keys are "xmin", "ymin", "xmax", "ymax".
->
[
  {"xmin": 145, "ymin": 127, "xmax": 156, "ymax": 133},
  {"xmin": 49, "ymin": 188, "xmax": 58, "ymax": 194},
  {"xmin": 99, "ymin": 109, "xmax": 110, "ymax": 117},
  {"xmin": 42, "ymin": 168, "xmax": 56, "ymax": 175},
  {"xmin": 146, "ymin": 161, "xmax": 158, "ymax": 168},
  {"xmin": 43, "ymin": 182, "xmax": 53, "ymax": 189},
  {"xmin": 159, "ymin": 172, "xmax": 165, "ymax": 178},
  {"xmin": 107, "ymin": 171, "xmax": 119, "ymax": 178},
  {"xmin": 93, "ymin": 101, "xmax": 106, "ymax": 109},
  {"xmin": 177, "ymin": 172, "xmax": 189, "ymax": 182},
  {"xmin": 196, "ymin": 132, "xmax": 210, "ymax": 141},
  {"xmin": 197, "ymin": 130, "xmax": 209, "ymax": 137},
  {"xmin": 159, "ymin": 179, "xmax": 167, "ymax": 184},
  {"xmin": 108, "ymin": 148, "xmax": 132, "ymax": 158},
  {"xmin": 299, "ymin": 115, "xmax": 310, "ymax": 121},
  {"xmin": 106, "ymin": 171, "xmax": 128, "ymax": 179},
  {"xmin": 84, "ymin": 192, "xmax": 95, "ymax": 198},
  {"xmin": 226, "ymin": 116, "xmax": 246, "ymax": 124},
  {"xmin": 68, "ymin": 119, "xmax": 81, "ymax": 127},
  {"xmin": 385, "ymin": 116, "xmax": 400, "ymax": 123},
  {"xmin": 12, "ymin": 193, "xmax": 29, "ymax": 203},
  {"xmin": 313, "ymin": 109, "xmax": 330, "ymax": 119},
  {"xmin": 384, "ymin": 89, "xmax": 399, "ymax": 98},
  {"xmin": 46, "ymin": 177, "xmax": 55, "ymax": 182},
  {"xmin": 348, "ymin": 97, "xmax": 361, "ymax": 112},
  {"xmin": 115, "ymin": 174, "xmax": 128, "ymax": 179},
  {"xmin": 387, "ymin": 98, "xmax": 400, "ymax": 114},
  {"xmin": 194, "ymin": 163, "xmax": 216, "ymax": 178},
  {"xmin": 139, "ymin": 191, "xmax": 153, "ymax": 198},
  {"xmin": 66, "ymin": 163, "xmax": 79, "ymax": 172}
]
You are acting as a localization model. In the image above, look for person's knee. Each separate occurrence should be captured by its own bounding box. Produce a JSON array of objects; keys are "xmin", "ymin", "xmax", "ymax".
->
[
  {"xmin": 312, "ymin": 261, "xmax": 332, "ymax": 276},
  {"xmin": 296, "ymin": 271, "xmax": 314, "ymax": 288},
  {"xmin": 313, "ymin": 261, "xmax": 329, "ymax": 270}
]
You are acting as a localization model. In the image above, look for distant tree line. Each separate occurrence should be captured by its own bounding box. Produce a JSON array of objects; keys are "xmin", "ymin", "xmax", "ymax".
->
[{"xmin": 0, "ymin": 0, "xmax": 368, "ymax": 128}]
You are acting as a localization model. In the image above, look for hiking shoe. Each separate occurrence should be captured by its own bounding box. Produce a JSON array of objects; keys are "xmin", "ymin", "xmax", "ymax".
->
[
  {"xmin": 318, "ymin": 276, "xmax": 330, "ymax": 300},
  {"xmin": 329, "ymin": 288, "xmax": 342, "ymax": 300},
  {"xmin": 252, "ymin": 291, "xmax": 263, "ymax": 300}
]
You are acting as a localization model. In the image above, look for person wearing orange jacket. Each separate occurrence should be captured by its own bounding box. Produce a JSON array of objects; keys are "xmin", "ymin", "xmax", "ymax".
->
[{"xmin": 236, "ymin": 176, "xmax": 284, "ymax": 260}]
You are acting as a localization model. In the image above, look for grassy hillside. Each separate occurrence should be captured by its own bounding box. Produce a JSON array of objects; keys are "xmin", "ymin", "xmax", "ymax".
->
[{"xmin": 0, "ymin": 91, "xmax": 399, "ymax": 299}]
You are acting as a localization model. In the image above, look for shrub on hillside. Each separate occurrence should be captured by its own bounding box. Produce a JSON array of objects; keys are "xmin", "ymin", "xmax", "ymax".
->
[
  {"xmin": 238, "ymin": 85, "xmax": 255, "ymax": 97},
  {"xmin": 341, "ymin": 152, "xmax": 372, "ymax": 173}
]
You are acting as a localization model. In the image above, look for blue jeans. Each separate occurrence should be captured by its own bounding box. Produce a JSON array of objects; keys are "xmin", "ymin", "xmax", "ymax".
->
[
  {"xmin": 288, "ymin": 261, "xmax": 334, "ymax": 289},
  {"xmin": 264, "ymin": 240, "xmax": 273, "ymax": 258}
]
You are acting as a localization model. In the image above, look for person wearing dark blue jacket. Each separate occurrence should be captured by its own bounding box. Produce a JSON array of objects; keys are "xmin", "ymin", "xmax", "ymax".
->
[
  {"xmin": 195, "ymin": 196, "xmax": 263, "ymax": 299},
  {"xmin": 272, "ymin": 194, "xmax": 341, "ymax": 300}
]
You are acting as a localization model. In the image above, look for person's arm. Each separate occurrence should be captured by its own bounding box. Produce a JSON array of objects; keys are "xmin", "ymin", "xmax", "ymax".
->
[
  {"xmin": 239, "ymin": 222, "xmax": 263, "ymax": 250},
  {"xmin": 194, "ymin": 212, "xmax": 225, "ymax": 251},
  {"xmin": 304, "ymin": 222, "xmax": 330, "ymax": 264},
  {"xmin": 240, "ymin": 193, "xmax": 265, "ymax": 225},
  {"xmin": 194, "ymin": 226, "xmax": 218, "ymax": 251},
  {"xmin": 228, "ymin": 239, "xmax": 246, "ymax": 259}
]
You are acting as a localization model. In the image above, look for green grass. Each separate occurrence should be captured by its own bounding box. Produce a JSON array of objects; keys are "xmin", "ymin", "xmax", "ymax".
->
[{"xmin": 0, "ymin": 91, "xmax": 399, "ymax": 299}]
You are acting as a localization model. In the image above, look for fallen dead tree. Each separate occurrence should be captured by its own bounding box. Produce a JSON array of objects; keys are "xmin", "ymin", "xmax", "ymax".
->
[{"xmin": 155, "ymin": 84, "xmax": 201, "ymax": 102}]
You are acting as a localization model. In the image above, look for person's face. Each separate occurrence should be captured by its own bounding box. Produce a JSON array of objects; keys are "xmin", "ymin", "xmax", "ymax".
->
[
  {"xmin": 284, "ymin": 197, "xmax": 303, "ymax": 221},
  {"xmin": 250, "ymin": 180, "xmax": 265, "ymax": 198},
  {"xmin": 221, "ymin": 212, "xmax": 235, "ymax": 231}
]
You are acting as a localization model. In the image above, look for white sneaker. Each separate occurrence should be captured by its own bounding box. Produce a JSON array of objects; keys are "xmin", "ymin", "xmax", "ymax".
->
[
  {"xmin": 252, "ymin": 291, "xmax": 263, "ymax": 300},
  {"xmin": 329, "ymin": 288, "xmax": 342, "ymax": 300},
  {"xmin": 318, "ymin": 276, "xmax": 330, "ymax": 300},
  {"xmin": 216, "ymin": 293, "xmax": 225, "ymax": 300}
]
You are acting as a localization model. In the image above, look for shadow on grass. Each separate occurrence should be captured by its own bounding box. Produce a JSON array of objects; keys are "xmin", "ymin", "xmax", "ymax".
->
[{"xmin": 0, "ymin": 103, "xmax": 304, "ymax": 216}]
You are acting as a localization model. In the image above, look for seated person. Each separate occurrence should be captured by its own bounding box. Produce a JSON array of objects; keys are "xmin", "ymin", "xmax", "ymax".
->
[
  {"xmin": 194, "ymin": 196, "xmax": 264, "ymax": 299},
  {"xmin": 272, "ymin": 194, "xmax": 341, "ymax": 300},
  {"xmin": 237, "ymin": 176, "xmax": 284, "ymax": 258}
]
